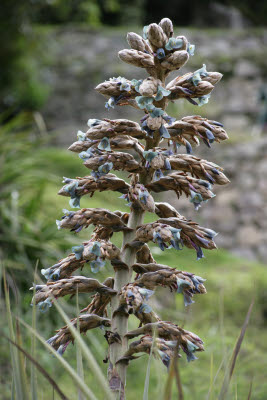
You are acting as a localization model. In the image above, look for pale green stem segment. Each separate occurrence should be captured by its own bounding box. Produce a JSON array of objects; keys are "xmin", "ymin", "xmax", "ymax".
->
[{"xmin": 109, "ymin": 73, "xmax": 166, "ymax": 397}]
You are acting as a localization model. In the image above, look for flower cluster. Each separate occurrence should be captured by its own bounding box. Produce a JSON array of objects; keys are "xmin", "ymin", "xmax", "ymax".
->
[{"xmin": 31, "ymin": 17, "xmax": 231, "ymax": 395}]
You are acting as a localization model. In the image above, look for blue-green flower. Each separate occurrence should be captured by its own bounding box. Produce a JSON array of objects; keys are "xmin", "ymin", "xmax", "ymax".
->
[
  {"xmin": 131, "ymin": 79, "xmax": 143, "ymax": 93},
  {"xmin": 77, "ymin": 130, "xmax": 87, "ymax": 141},
  {"xmin": 191, "ymin": 64, "xmax": 208, "ymax": 86},
  {"xmin": 139, "ymin": 303, "xmax": 152, "ymax": 313},
  {"xmin": 163, "ymin": 115, "xmax": 176, "ymax": 125},
  {"xmin": 165, "ymin": 37, "xmax": 183, "ymax": 51},
  {"xmin": 164, "ymin": 158, "xmax": 171, "ymax": 170},
  {"xmin": 57, "ymin": 344, "xmax": 66, "ymax": 356},
  {"xmin": 153, "ymin": 169, "xmax": 164, "ymax": 181},
  {"xmin": 138, "ymin": 288, "xmax": 154, "ymax": 300},
  {"xmin": 89, "ymin": 241, "xmax": 101, "ymax": 257},
  {"xmin": 99, "ymin": 162, "xmax": 113, "ymax": 174},
  {"xmin": 159, "ymin": 124, "xmax": 170, "ymax": 138},
  {"xmin": 119, "ymin": 78, "xmax": 131, "ymax": 92},
  {"xmin": 87, "ymin": 119, "xmax": 102, "ymax": 128},
  {"xmin": 169, "ymin": 228, "xmax": 182, "ymax": 250},
  {"xmin": 150, "ymin": 107, "xmax": 165, "ymax": 118},
  {"xmin": 195, "ymin": 64, "xmax": 208, "ymax": 77},
  {"xmin": 158, "ymin": 349, "xmax": 171, "ymax": 368},
  {"xmin": 176, "ymin": 277, "xmax": 191, "ymax": 294},
  {"xmin": 92, "ymin": 162, "xmax": 113, "ymax": 180},
  {"xmin": 63, "ymin": 179, "xmax": 78, "ymax": 197},
  {"xmin": 90, "ymin": 257, "xmax": 105, "ymax": 273},
  {"xmin": 72, "ymin": 245, "xmax": 84, "ymax": 260},
  {"xmin": 197, "ymin": 94, "xmax": 211, "ymax": 106},
  {"xmin": 185, "ymin": 339, "xmax": 199, "ymax": 362},
  {"xmin": 153, "ymin": 231, "xmax": 165, "ymax": 251},
  {"xmin": 98, "ymin": 137, "xmax": 111, "ymax": 151},
  {"xmin": 156, "ymin": 48, "xmax": 165, "ymax": 59},
  {"xmin": 105, "ymin": 97, "xmax": 115, "ymax": 110},
  {"xmin": 146, "ymin": 104, "xmax": 155, "ymax": 112},
  {"xmin": 79, "ymin": 149, "xmax": 94, "ymax": 161},
  {"xmin": 187, "ymin": 339, "xmax": 199, "ymax": 353},
  {"xmin": 69, "ymin": 196, "xmax": 80, "ymax": 209},
  {"xmin": 62, "ymin": 209, "xmax": 74, "ymax": 217},
  {"xmin": 203, "ymin": 228, "xmax": 217, "ymax": 239},
  {"xmin": 190, "ymin": 190, "xmax": 204, "ymax": 210},
  {"xmin": 155, "ymin": 85, "xmax": 171, "ymax": 101},
  {"xmin": 41, "ymin": 268, "xmax": 52, "ymax": 280},
  {"xmin": 135, "ymin": 96, "xmax": 154, "ymax": 110},
  {"xmin": 38, "ymin": 298, "xmax": 52, "ymax": 313},
  {"xmin": 143, "ymin": 150, "xmax": 158, "ymax": 162},
  {"xmin": 191, "ymin": 72, "xmax": 201, "ymax": 87},
  {"xmin": 143, "ymin": 25, "xmax": 149, "ymax": 39},
  {"xmin": 187, "ymin": 43, "xmax": 195, "ymax": 56},
  {"xmin": 138, "ymin": 188, "xmax": 149, "ymax": 205},
  {"xmin": 56, "ymin": 220, "xmax": 62, "ymax": 230},
  {"xmin": 191, "ymin": 275, "xmax": 206, "ymax": 291}
]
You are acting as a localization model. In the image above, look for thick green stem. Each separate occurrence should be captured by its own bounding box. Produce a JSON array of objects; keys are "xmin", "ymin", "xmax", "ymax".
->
[
  {"xmin": 109, "ymin": 207, "xmax": 144, "ymax": 390},
  {"xmin": 108, "ymin": 72, "xmax": 166, "ymax": 398}
]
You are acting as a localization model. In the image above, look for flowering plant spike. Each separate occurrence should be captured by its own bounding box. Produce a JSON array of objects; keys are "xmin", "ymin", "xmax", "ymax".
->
[{"xmin": 31, "ymin": 18, "xmax": 229, "ymax": 398}]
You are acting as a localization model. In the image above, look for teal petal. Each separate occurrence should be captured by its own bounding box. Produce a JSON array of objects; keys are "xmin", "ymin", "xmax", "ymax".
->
[
  {"xmin": 105, "ymin": 97, "xmax": 115, "ymax": 110},
  {"xmin": 98, "ymin": 162, "xmax": 113, "ymax": 174},
  {"xmin": 98, "ymin": 137, "xmax": 111, "ymax": 151},
  {"xmin": 155, "ymin": 85, "xmax": 171, "ymax": 101},
  {"xmin": 72, "ymin": 245, "xmax": 84, "ymax": 260},
  {"xmin": 150, "ymin": 107, "xmax": 165, "ymax": 118},
  {"xmin": 146, "ymin": 104, "xmax": 155, "ymax": 112},
  {"xmin": 139, "ymin": 303, "xmax": 152, "ymax": 313},
  {"xmin": 197, "ymin": 94, "xmax": 210, "ymax": 106},
  {"xmin": 77, "ymin": 130, "xmax": 86, "ymax": 141},
  {"xmin": 186, "ymin": 339, "xmax": 199, "ymax": 353},
  {"xmin": 131, "ymin": 79, "xmax": 143, "ymax": 93},
  {"xmin": 135, "ymin": 96, "xmax": 154, "ymax": 110},
  {"xmin": 56, "ymin": 220, "xmax": 62, "ymax": 230},
  {"xmin": 38, "ymin": 298, "xmax": 52, "ymax": 313},
  {"xmin": 87, "ymin": 119, "xmax": 102, "ymax": 128},
  {"xmin": 89, "ymin": 241, "xmax": 101, "ymax": 257},
  {"xmin": 64, "ymin": 180, "xmax": 78, "ymax": 197},
  {"xmin": 165, "ymin": 37, "xmax": 183, "ymax": 50},
  {"xmin": 69, "ymin": 196, "xmax": 80, "ymax": 209},
  {"xmin": 156, "ymin": 48, "xmax": 165, "ymax": 59},
  {"xmin": 187, "ymin": 43, "xmax": 195, "ymax": 56},
  {"xmin": 90, "ymin": 257, "xmax": 105, "ymax": 273},
  {"xmin": 195, "ymin": 64, "xmax": 208, "ymax": 77},
  {"xmin": 191, "ymin": 72, "xmax": 201, "ymax": 87},
  {"xmin": 176, "ymin": 277, "xmax": 191, "ymax": 293},
  {"xmin": 143, "ymin": 150, "xmax": 158, "ymax": 162},
  {"xmin": 143, "ymin": 25, "xmax": 149, "ymax": 39},
  {"xmin": 138, "ymin": 288, "xmax": 154, "ymax": 300}
]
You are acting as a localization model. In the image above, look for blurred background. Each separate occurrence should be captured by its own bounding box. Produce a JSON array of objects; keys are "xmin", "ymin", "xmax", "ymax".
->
[{"xmin": 1, "ymin": 1, "xmax": 267, "ymax": 399}]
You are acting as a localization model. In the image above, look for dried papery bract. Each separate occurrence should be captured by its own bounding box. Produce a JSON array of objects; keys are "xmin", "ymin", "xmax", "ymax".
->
[{"xmin": 30, "ymin": 18, "xmax": 229, "ymax": 398}]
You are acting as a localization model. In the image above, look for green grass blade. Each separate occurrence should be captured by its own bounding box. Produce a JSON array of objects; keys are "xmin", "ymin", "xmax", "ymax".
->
[
  {"xmin": 76, "ymin": 290, "xmax": 85, "ymax": 400},
  {"xmin": 218, "ymin": 300, "xmax": 254, "ymax": 400},
  {"xmin": 143, "ymin": 331, "xmax": 156, "ymax": 400},
  {"xmin": 18, "ymin": 317, "xmax": 99, "ymax": 400},
  {"xmin": 4, "ymin": 335, "xmax": 69, "ymax": 400},
  {"xmin": 173, "ymin": 357, "xmax": 184, "ymax": 400},
  {"xmin": 206, "ymin": 353, "xmax": 214, "ymax": 400},
  {"xmin": 247, "ymin": 378, "xmax": 253, "ymax": 400},
  {"xmin": 3, "ymin": 270, "xmax": 24, "ymax": 399},
  {"xmin": 31, "ymin": 264, "xmax": 38, "ymax": 400},
  {"xmin": 15, "ymin": 320, "xmax": 30, "ymax": 400},
  {"xmin": 51, "ymin": 298, "xmax": 114, "ymax": 400}
]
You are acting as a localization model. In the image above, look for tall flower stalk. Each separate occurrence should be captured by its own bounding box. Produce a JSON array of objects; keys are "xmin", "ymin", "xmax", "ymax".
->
[{"xmin": 31, "ymin": 18, "xmax": 229, "ymax": 398}]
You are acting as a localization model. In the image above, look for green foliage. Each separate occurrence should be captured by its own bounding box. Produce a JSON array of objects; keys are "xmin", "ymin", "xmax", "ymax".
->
[
  {"xmin": 0, "ymin": 0, "xmax": 50, "ymax": 111},
  {"xmin": 0, "ymin": 114, "xmax": 80, "ymax": 289}
]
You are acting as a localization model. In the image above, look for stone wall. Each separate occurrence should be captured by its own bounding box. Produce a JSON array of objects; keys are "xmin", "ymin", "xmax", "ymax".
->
[{"xmin": 40, "ymin": 27, "xmax": 267, "ymax": 262}]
